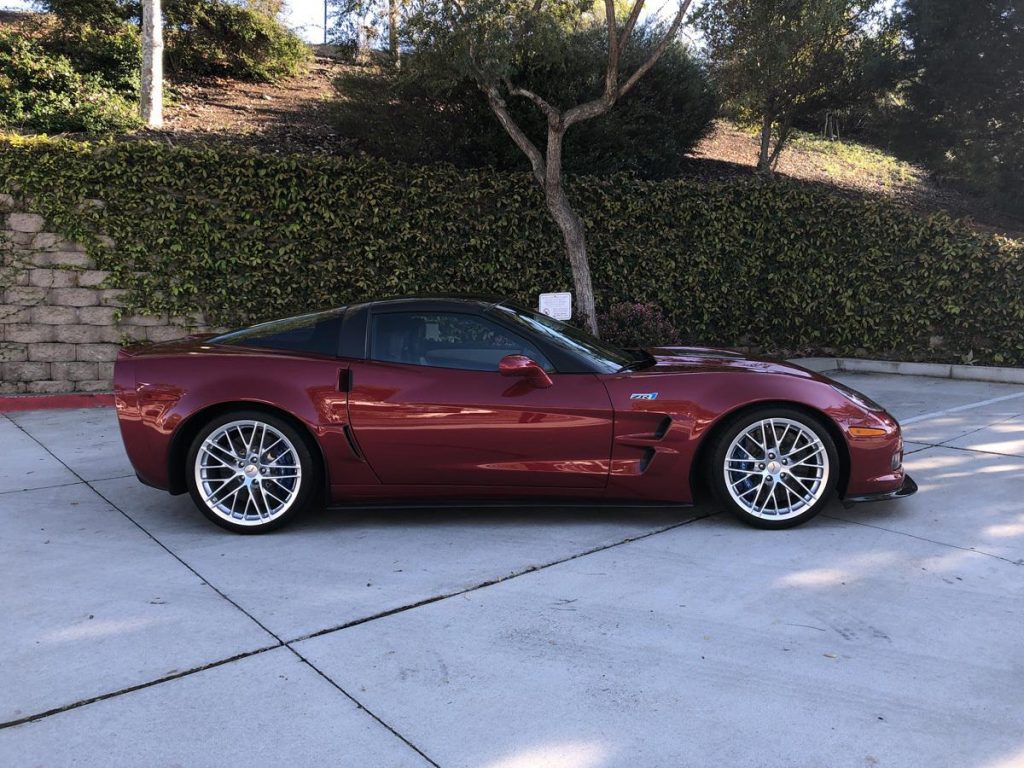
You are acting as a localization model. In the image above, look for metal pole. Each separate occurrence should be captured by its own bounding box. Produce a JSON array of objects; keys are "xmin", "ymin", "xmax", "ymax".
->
[{"xmin": 324, "ymin": 0, "xmax": 328, "ymax": 44}]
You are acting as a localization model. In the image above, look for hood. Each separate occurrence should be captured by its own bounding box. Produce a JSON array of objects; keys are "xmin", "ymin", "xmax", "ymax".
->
[{"xmin": 640, "ymin": 346, "xmax": 821, "ymax": 380}]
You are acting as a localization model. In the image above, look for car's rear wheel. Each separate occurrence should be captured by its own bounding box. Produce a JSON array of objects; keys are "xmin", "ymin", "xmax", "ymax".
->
[
  {"xmin": 186, "ymin": 411, "xmax": 317, "ymax": 533},
  {"xmin": 709, "ymin": 407, "xmax": 839, "ymax": 529}
]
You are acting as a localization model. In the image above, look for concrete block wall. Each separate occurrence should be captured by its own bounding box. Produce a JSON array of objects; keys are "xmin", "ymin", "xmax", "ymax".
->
[{"xmin": 1, "ymin": 199, "xmax": 208, "ymax": 394}]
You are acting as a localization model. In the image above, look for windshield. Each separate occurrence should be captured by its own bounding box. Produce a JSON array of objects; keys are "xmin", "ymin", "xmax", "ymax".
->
[{"xmin": 487, "ymin": 303, "xmax": 638, "ymax": 374}]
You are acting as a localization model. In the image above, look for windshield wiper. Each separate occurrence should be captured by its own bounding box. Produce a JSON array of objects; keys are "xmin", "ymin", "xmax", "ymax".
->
[{"xmin": 619, "ymin": 350, "xmax": 656, "ymax": 372}]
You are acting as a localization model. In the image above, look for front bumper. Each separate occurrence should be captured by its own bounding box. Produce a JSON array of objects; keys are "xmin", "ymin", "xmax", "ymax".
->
[{"xmin": 842, "ymin": 474, "xmax": 918, "ymax": 507}]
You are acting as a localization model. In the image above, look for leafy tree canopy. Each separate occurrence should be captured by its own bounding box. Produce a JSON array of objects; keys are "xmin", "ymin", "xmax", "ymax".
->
[
  {"xmin": 334, "ymin": 22, "xmax": 717, "ymax": 178},
  {"xmin": 696, "ymin": 0, "xmax": 889, "ymax": 171},
  {"xmin": 897, "ymin": 0, "xmax": 1023, "ymax": 214}
]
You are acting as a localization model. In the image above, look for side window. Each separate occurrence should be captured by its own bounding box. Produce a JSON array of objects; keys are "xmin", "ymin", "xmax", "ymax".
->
[
  {"xmin": 212, "ymin": 309, "xmax": 344, "ymax": 357},
  {"xmin": 370, "ymin": 312, "xmax": 554, "ymax": 372}
]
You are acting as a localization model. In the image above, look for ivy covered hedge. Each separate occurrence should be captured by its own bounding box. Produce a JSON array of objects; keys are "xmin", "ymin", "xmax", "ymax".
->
[{"xmin": 1, "ymin": 135, "xmax": 1022, "ymax": 364}]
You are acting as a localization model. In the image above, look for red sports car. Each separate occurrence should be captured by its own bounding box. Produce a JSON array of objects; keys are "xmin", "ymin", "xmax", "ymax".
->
[{"xmin": 114, "ymin": 297, "xmax": 916, "ymax": 533}]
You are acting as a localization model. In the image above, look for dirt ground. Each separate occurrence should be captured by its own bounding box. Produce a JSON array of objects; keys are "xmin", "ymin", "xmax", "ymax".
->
[{"xmin": 157, "ymin": 56, "xmax": 351, "ymax": 155}]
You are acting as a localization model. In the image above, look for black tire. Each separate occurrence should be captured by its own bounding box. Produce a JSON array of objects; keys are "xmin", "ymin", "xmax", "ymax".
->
[
  {"xmin": 185, "ymin": 410, "xmax": 318, "ymax": 534},
  {"xmin": 709, "ymin": 406, "xmax": 840, "ymax": 530}
]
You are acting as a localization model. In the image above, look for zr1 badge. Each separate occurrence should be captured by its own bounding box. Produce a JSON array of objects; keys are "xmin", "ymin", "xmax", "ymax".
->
[{"xmin": 630, "ymin": 393, "xmax": 658, "ymax": 400}]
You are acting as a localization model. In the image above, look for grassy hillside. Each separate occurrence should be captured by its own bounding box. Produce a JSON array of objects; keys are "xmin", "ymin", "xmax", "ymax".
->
[{"xmin": 692, "ymin": 122, "xmax": 1018, "ymax": 236}]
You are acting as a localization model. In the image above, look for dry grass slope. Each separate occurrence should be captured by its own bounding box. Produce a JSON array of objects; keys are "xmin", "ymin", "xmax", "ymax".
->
[{"xmin": 692, "ymin": 121, "xmax": 1016, "ymax": 235}]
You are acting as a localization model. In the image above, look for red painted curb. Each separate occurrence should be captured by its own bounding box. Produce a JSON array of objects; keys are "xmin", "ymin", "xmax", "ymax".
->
[{"xmin": 0, "ymin": 393, "xmax": 114, "ymax": 413}]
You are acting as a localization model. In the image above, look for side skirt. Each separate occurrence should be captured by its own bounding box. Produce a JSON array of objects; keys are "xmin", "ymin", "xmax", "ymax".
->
[{"xmin": 326, "ymin": 498, "xmax": 694, "ymax": 511}]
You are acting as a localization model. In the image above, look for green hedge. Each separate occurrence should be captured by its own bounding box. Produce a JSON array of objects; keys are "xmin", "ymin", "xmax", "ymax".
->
[{"xmin": 1, "ymin": 135, "xmax": 1022, "ymax": 364}]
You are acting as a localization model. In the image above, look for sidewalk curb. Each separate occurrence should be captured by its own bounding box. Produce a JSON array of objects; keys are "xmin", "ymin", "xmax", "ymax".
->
[
  {"xmin": 791, "ymin": 357, "xmax": 1024, "ymax": 385},
  {"xmin": 0, "ymin": 393, "xmax": 114, "ymax": 413}
]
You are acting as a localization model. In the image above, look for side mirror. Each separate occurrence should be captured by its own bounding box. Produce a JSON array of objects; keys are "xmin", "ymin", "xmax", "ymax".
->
[{"xmin": 499, "ymin": 354, "xmax": 553, "ymax": 388}]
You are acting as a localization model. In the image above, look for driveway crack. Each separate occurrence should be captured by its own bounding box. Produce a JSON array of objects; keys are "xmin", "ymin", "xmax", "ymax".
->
[{"xmin": 823, "ymin": 513, "xmax": 1023, "ymax": 566}]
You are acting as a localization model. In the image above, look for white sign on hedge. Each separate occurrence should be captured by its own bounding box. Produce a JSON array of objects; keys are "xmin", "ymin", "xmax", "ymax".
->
[{"xmin": 539, "ymin": 292, "xmax": 572, "ymax": 321}]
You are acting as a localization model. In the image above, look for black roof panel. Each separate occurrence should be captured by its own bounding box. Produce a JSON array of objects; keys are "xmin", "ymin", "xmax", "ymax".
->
[{"xmin": 352, "ymin": 295, "xmax": 507, "ymax": 313}]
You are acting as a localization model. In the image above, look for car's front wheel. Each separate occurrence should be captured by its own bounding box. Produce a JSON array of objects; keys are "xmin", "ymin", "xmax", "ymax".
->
[
  {"xmin": 186, "ymin": 411, "xmax": 317, "ymax": 533},
  {"xmin": 710, "ymin": 407, "xmax": 839, "ymax": 529}
]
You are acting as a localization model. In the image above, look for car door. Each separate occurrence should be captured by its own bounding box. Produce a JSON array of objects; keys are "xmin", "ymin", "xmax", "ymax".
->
[{"xmin": 347, "ymin": 310, "xmax": 614, "ymax": 488}]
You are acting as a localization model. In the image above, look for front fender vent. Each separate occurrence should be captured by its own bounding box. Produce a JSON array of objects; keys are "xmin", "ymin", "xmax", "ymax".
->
[
  {"xmin": 638, "ymin": 447, "xmax": 656, "ymax": 473},
  {"xmin": 342, "ymin": 424, "xmax": 364, "ymax": 460}
]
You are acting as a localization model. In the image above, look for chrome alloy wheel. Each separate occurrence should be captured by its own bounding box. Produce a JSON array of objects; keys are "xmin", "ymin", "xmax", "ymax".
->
[
  {"xmin": 194, "ymin": 419, "xmax": 303, "ymax": 527},
  {"xmin": 723, "ymin": 417, "xmax": 830, "ymax": 521}
]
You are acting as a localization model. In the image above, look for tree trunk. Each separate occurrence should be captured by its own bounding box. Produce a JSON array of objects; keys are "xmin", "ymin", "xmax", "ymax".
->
[
  {"xmin": 356, "ymin": 11, "xmax": 372, "ymax": 64},
  {"xmin": 388, "ymin": 0, "xmax": 400, "ymax": 66},
  {"xmin": 545, "ymin": 185, "xmax": 598, "ymax": 336},
  {"xmin": 544, "ymin": 126, "xmax": 599, "ymax": 336},
  {"xmin": 472, "ymin": 0, "xmax": 695, "ymax": 339},
  {"xmin": 768, "ymin": 118, "xmax": 793, "ymax": 171},
  {"xmin": 756, "ymin": 113, "xmax": 773, "ymax": 174},
  {"xmin": 140, "ymin": 0, "xmax": 163, "ymax": 128}
]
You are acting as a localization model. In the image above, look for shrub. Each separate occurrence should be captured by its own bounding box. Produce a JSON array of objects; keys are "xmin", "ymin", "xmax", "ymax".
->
[
  {"xmin": 163, "ymin": 0, "xmax": 311, "ymax": 82},
  {"xmin": 41, "ymin": 21, "xmax": 142, "ymax": 95},
  {"xmin": 0, "ymin": 136, "xmax": 1021, "ymax": 365},
  {"xmin": 334, "ymin": 25, "xmax": 718, "ymax": 179},
  {"xmin": 38, "ymin": 0, "xmax": 310, "ymax": 83},
  {"xmin": 599, "ymin": 303, "xmax": 680, "ymax": 349},
  {"xmin": 40, "ymin": 0, "xmax": 133, "ymax": 27},
  {"xmin": 0, "ymin": 31, "xmax": 138, "ymax": 134}
]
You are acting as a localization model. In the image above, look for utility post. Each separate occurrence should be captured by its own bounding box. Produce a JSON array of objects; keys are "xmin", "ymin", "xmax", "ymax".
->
[{"xmin": 140, "ymin": 0, "xmax": 163, "ymax": 128}]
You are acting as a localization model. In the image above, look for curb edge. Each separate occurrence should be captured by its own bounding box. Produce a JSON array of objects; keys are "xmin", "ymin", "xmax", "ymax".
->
[{"xmin": 789, "ymin": 357, "xmax": 1024, "ymax": 386}]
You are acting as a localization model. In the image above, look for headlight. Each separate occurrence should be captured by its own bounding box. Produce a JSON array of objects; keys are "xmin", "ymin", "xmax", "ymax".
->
[{"xmin": 830, "ymin": 382, "xmax": 887, "ymax": 413}]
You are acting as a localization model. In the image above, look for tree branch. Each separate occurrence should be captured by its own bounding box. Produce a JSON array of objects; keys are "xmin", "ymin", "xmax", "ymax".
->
[
  {"xmin": 618, "ymin": 0, "xmax": 645, "ymax": 50},
  {"xmin": 563, "ymin": 0, "xmax": 692, "ymax": 128},
  {"xmin": 604, "ymin": 0, "xmax": 620, "ymax": 97},
  {"xmin": 503, "ymin": 78, "xmax": 560, "ymax": 124},
  {"xmin": 618, "ymin": 0, "xmax": 692, "ymax": 98},
  {"xmin": 482, "ymin": 84, "xmax": 546, "ymax": 186}
]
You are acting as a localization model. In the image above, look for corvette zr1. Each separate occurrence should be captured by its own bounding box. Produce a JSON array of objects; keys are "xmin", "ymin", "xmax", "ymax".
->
[{"xmin": 114, "ymin": 297, "xmax": 916, "ymax": 533}]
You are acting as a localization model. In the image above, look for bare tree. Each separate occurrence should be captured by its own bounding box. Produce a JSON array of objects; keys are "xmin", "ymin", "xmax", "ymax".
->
[
  {"xmin": 408, "ymin": 0, "xmax": 693, "ymax": 335},
  {"xmin": 140, "ymin": 0, "xmax": 163, "ymax": 128}
]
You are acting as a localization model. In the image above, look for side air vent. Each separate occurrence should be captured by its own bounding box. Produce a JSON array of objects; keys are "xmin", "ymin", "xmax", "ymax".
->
[
  {"xmin": 342, "ymin": 424, "xmax": 364, "ymax": 460},
  {"xmin": 654, "ymin": 416, "xmax": 672, "ymax": 440},
  {"xmin": 638, "ymin": 447, "xmax": 656, "ymax": 473}
]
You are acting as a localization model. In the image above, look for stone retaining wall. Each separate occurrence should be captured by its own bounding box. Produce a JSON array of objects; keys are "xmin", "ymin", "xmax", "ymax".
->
[{"xmin": 1, "ymin": 200, "xmax": 206, "ymax": 394}]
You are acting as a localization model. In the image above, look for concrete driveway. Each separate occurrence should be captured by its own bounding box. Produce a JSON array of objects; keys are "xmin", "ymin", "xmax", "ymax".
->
[{"xmin": 1, "ymin": 372, "xmax": 1022, "ymax": 768}]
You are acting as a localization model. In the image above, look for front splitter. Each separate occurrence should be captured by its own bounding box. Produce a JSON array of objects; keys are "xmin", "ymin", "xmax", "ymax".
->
[{"xmin": 842, "ymin": 474, "xmax": 918, "ymax": 508}]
